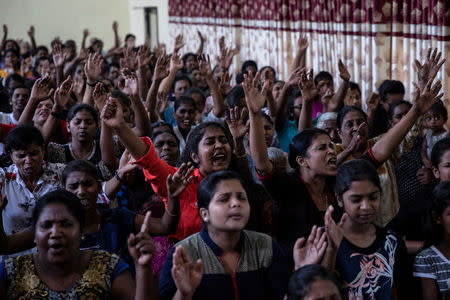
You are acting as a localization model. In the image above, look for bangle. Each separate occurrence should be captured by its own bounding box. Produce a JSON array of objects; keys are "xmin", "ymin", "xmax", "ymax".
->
[
  {"xmin": 86, "ymin": 81, "xmax": 97, "ymax": 87},
  {"xmin": 50, "ymin": 110, "xmax": 68, "ymax": 120},
  {"xmin": 165, "ymin": 207, "xmax": 178, "ymax": 217},
  {"xmin": 114, "ymin": 171, "xmax": 123, "ymax": 183}
]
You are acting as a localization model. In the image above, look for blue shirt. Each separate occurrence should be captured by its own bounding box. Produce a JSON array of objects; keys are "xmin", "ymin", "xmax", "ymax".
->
[{"xmin": 277, "ymin": 119, "xmax": 298, "ymax": 153}]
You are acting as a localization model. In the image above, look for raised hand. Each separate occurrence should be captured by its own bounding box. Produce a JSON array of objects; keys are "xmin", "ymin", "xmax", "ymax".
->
[
  {"xmin": 76, "ymin": 48, "xmax": 89, "ymax": 61},
  {"xmin": 345, "ymin": 122, "xmax": 367, "ymax": 154},
  {"xmin": 412, "ymin": 78, "xmax": 443, "ymax": 115},
  {"xmin": 54, "ymin": 75, "xmax": 73, "ymax": 110},
  {"xmin": 101, "ymin": 97, "xmax": 125, "ymax": 129},
  {"xmin": 242, "ymin": 71, "xmax": 267, "ymax": 113},
  {"xmin": 117, "ymin": 149, "xmax": 138, "ymax": 182},
  {"xmin": 155, "ymin": 90, "xmax": 169, "ymax": 116},
  {"xmin": 137, "ymin": 46, "xmax": 153, "ymax": 69},
  {"xmin": 72, "ymin": 76, "xmax": 85, "ymax": 100},
  {"xmin": 128, "ymin": 211, "xmax": 156, "ymax": 268},
  {"xmin": 83, "ymin": 28, "xmax": 90, "ymax": 38},
  {"xmin": 170, "ymin": 53, "xmax": 183, "ymax": 73},
  {"xmin": 286, "ymin": 66, "xmax": 303, "ymax": 88},
  {"xmin": 167, "ymin": 163, "xmax": 195, "ymax": 198},
  {"xmin": 2, "ymin": 25, "xmax": 7, "ymax": 39},
  {"xmin": 92, "ymin": 82, "xmax": 107, "ymax": 110},
  {"xmin": 297, "ymin": 35, "xmax": 308, "ymax": 51},
  {"xmin": 52, "ymin": 41, "xmax": 68, "ymax": 68},
  {"xmin": 299, "ymin": 68, "xmax": 318, "ymax": 102},
  {"xmin": 197, "ymin": 30, "xmax": 206, "ymax": 43},
  {"xmin": 338, "ymin": 59, "xmax": 350, "ymax": 82},
  {"xmin": 30, "ymin": 75, "xmax": 54, "ymax": 102},
  {"xmin": 173, "ymin": 33, "xmax": 185, "ymax": 53},
  {"xmin": 225, "ymin": 106, "xmax": 249, "ymax": 140},
  {"xmin": 198, "ymin": 54, "xmax": 213, "ymax": 77},
  {"xmin": 84, "ymin": 52, "xmax": 103, "ymax": 84},
  {"xmin": 112, "ymin": 21, "xmax": 118, "ymax": 32},
  {"xmin": 293, "ymin": 225, "xmax": 327, "ymax": 270},
  {"xmin": 415, "ymin": 48, "xmax": 445, "ymax": 88},
  {"xmin": 172, "ymin": 245, "xmax": 203, "ymax": 297},
  {"xmin": 120, "ymin": 47, "xmax": 138, "ymax": 71},
  {"xmin": 324, "ymin": 206, "xmax": 347, "ymax": 250},
  {"xmin": 366, "ymin": 92, "xmax": 379, "ymax": 112},
  {"xmin": 121, "ymin": 68, "xmax": 138, "ymax": 97},
  {"xmin": 219, "ymin": 72, "xmax": 232, "ymax": 96},
  {"xmin": 27, "ymin": 25, "xmax": 35, "ymax": 38},
  {"xmin": 153, "ymin": 53, "xmax": 169, "ymax": 81}
]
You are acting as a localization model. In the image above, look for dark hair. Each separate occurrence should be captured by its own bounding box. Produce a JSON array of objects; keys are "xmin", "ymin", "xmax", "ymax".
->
[
  {"xmin": 226, "ymin": 85, "xmax": 245, "ymax": 108},
  {"xmin": 259, "ymin": 66, "xmax": 276, "ymax": 79},
  {"xmin": 287, "ymin": 264, "xmax": 343, "ymax": 300},
  {"xmin": 378, "ymin": 80, "xmax": 405, "ymax": 102},
  {"xmin": 335, "ymin": 159, "xmax": 381, "ymax": 198},
  {"xmin": 64, "ymin": 40, "xmax": 76, "ymax": 48},
  {"xmin": 388, "ymin": 100, "xmax": 412, "ymax": 120},
  {"xmin": 262, "ymin": 112, "xmax": 273, "ymax": 126},
  {"xmin": 348, "ymin": 81, "xmax": 361, "ymax": 94},
  {"xmin": 6, "ymin": 124, "xmax": 44, "ymax": 153},
  {"xmin": 427, "ymin": 100, "xmax": 448, "ymax": 122},
  {"xmin": 151, "ymin": 129, "xmax": 180, "ymax": 147},
  {"xmin": 67, "ymin": 103, "xmax": 99, "ymax": 125},
  {"xmin": 287, "ymin": 90, "xmax": 302, "ymax": 119},
  {"xmin": 179, "ymin": 121, "xmax": 234, "ymax": 167},
  {"xmin": 125, "ymin": 34, "xmax": 136, "ymax": 42},
  {"xmin": 197, "ymin": 170, "xmax": 245, "ymax": 210},
  {"xmin": 184, "ymin": 87, "xmax": 206, "ymax": 102},
  {"xmin": 5, "ymin": 49, "xmax": 19, "ymax": 59},
  {"xmin": 431, "ymin": 138, "xmax": 450, "ymax": 168},
  {"xmin": 235, "ymin": 73, "xmax": 245, "ymax": 85},
  {"xmin": 174, "ymin": 96, "xmax": 196, "ymax": 112},
  {"xmin": 314, "ymin": 71, "xmax": 333, "ymax": 86},
  {"xmin": 173, "ymin": 75, "xmax": 192, "ymax": 91},
  {"xmin": 107, "ymin": 62, "xmax": 120, "ymax": 73},
  {"xmin": 288, "ymin": 128, "xmax": 329, "ymax": 168},
  {"xmin": 5, "ymin": 73, "xmax": 25, "ymax": 89},
  {"xmin": 151, "ymin": 121, "xmax": 173, "ymax": 132},
  {"xmin": 62, "ymin": 160, "xmax": 101, "ymax": 185},
  {"xmin": 424, "ymin": 181, "xmax": 450, "ymax": 248},
  {"xmin": 182, "ymin": 52, "xmax": 197, "ymax": 65},
  {"xmin": 33, "ymin": 56, "xmax": 51, "ymax": 76},
  {"xmin": 10, "ymin": 84, "xmax": 30, "ymax": 98},
  {"xmin": 241, "ymin": 60, "xmax": 258, "ymax": 74},
  {"xmin": 337, "ymin": 106, "xmax": 368, "ymax": 130},
  {"xmin": 110, "ymin": 90, "xmax": 131, "ymax": 108},
  {"xmin": 3, "ymin": 39, "xmax": 20, "ymax": 53},
  {"xmin": 31, "ymin": 189, "xmax": 85, "ymax": 232},
  {"xmin": 34, "ymin": 45, "xmax": 49, "ymax": 56}
]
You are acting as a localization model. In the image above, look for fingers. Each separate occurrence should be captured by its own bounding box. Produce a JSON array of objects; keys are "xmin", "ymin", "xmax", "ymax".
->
[
  {"xmin": 294, "ymin": 237, "xmax": 306, "ymax": 249},
  {"xmin": 194, "ymin": 259, "xmax": 203, "ymax": 274},
  {"xmin": 307, "ymin": 225, "xmax": 318, "ymax": 243},
  {"xmin": 140, "ymin": 211, "xmax": 152, "ymax": 233}
]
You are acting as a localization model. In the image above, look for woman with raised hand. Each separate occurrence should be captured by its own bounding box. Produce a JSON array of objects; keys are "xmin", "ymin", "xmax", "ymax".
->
[
  {"xmin": 159, "ymin": 170, "xmax": 289, "ymax": 300},
  {"xmin": 100, "ymin": 95, "xmax": 251, "ymax": 242},
  {"xmin": 0, "ymin": 189, "xmax": 157, "ymax": 300}
]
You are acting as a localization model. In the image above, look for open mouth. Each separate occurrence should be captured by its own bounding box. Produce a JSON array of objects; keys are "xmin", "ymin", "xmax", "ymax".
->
[
  {"xmin": 49, "ymin": 243, "xmax": 65, "ymax": 254},
  {"xmin": 327, "ymin": 157, "xmax": 337, "ymax": 167},
  {"xmin": 212, "ymin": 153, "xmax": 227, "ymax": 164}
]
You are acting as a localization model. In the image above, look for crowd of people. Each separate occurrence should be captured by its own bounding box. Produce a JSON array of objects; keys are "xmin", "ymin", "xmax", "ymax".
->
[{"xmin": 0, "ymin": 21, "xmax": 448, "ymax": 299}]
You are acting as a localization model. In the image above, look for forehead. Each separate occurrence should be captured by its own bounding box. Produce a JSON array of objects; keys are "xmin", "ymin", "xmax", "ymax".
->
[
  {"xmin": 213, "ymin": 179, "xmax": 245, "ymax": 195},
  {"xmin": 176, "ymin": 102, "xmax": 195, "ymax": 111},
  {"xmin": 323, "ymin": 119, "xmax": 337, "ymax": 127},
  {"xmin": 13, "ymin": 88, "xmax": 30, "ymax": 95},
  {"xmin": 154, "ymin": 132, "xmax": 177, "ymax": 144},
  {"xmin": 13, "ymin": 143, "xmax": 43, "ymax": 154},
  {"xmin": 439, "ymin": 150, "xmax": 450, "ymax": 163},
  {"xmin": 38, "ymin": 99, "xmax": 53, "ymax": 106},
  {"xmin": 343, "ymin": 110, "xmax": 364, "ymax": 122},
  {"xmin": 72, "ymin": 109, "xmax": 95, "ymax": 119},
  {"xmin": 348, "ymin": 89, "xmax": 361, "ymax": 96},
  {"xmin": 65, "ymin": 171, "xmax": 96, "ymax": 183},
  {"xmin": 175, "ymin": 80, "xmax": 190, "ymax": 87},
  {"xmin": 38, "ymin": 203, "xmax": 76, "ymax": 222},
  {"xmin": 202, "ymin": 126, "xmax": 226, "ymax": 139},
  {"xmin": 310, "ymin": 134, "xmax": 331, "ymax": 146},
  {"xmin": 394, "ymin": 103, "xmax": 410, "ymax": 113}
]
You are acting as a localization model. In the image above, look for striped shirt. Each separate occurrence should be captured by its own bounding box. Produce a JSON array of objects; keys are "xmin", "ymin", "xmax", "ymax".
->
[{"xmin": 414, "ymin": 246, "xmax": 450, "ymax": 299}]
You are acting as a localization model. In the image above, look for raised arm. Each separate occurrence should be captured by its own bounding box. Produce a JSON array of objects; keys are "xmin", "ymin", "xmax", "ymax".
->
[
  {"xmin": 63, "ymin": 48, "xmax": 88, "ymax": 78},
  {"xmin": 196, "ymin": 31, "xmax": 206, "ymax": 55},
  {"xmin": 325, "ymin": 59, "xmax": 350, "ymax": 113},
  {"xmin": 415, "ymin": 48, "xmax": 446, "ymax": 91},
  {"xmin": 112, "ymin": 21, "xmax": 120, "ymax": 49},
  {"xmin": 19, "ymin": 75, "xmax": 53, "ymax": 125},
  {"xmin": 291, "ymin": 35, "xmax": 308, "ymax": 72},
  {"xmin": 83, "ymin": 52, "xmax": 103, "ymax": 106},
  {"xmin": 136, "ymin": 46, "xmax": 152, "ymax": 102},
  {"xmin": 244, "ymin": 72, "xmax": 273, "ymax": 175},
  {"xmin": 199, "ymin": 54, "xmax": 225, "ymax": 118},
  {"xmin": 81, "ymin": 28, "xmax": 89, "ymax": 50},
  {"xmin": 158, "ymin": 52, "xmax": 183, "ymax": 95},
  {"xmin": 0, "ymin": 25, "xmax": 7, "ymax": 53},
  {"xmin": 52, "ymin": 41, "xmax": 68, "ymax": 87},
  {"xmin": 298, "ymin": 68, "xmax": 318, "ymax": 132},
  {"xmin": 275, "ymin": 67, "xmax": 301, "ymax": 131},
  {"xmin": 27, "ymin": 25, "xmax": 36, "ymax": 53},
  {"xmin": 145, "ymin": 53, "xmax": 169, "ymax": 122},
  {"xmin": 121, "ymin": 68, "xmax": 151, "ymax": 137},
  {"xmin": 371, "ymin": 79, "xmax": 443, "ymax": 164}
]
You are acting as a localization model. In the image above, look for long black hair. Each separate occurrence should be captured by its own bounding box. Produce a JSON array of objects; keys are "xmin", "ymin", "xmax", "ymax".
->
[{"xmin": 424, "ymin": 181, "xmax": 450, "ymax": 248}]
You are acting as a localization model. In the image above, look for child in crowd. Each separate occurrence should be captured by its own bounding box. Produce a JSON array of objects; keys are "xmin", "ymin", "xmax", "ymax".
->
[
  {"xmin": 422, "ymin": 101, "xmax": 449, "ymax": 168},
  {"xmin": 414, "ymin": 181, "xmax": 450, "ymax": 300}
]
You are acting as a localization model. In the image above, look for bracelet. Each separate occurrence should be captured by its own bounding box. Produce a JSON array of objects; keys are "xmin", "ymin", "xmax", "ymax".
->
[
  {"xmin": 86, "ymin": 81, "xmax": 97, "ymax": 87},
  {"xmin": 165, "ymin": 207, "xmax": 178, "ymax": 217},
  {"xmin": 114, "ymin": 171, "xmax": 123, "ymax": 183}
]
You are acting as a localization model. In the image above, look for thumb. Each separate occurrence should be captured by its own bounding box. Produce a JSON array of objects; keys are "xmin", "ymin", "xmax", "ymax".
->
[{"xmin": 294, "ymin": 237, "xmax": 306, "ymax": 249}]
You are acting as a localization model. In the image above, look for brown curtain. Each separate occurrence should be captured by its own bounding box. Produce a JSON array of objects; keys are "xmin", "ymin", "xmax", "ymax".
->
[{"xmin": 168, "ymin": 0, "xmax": 449, "ymax": 105}]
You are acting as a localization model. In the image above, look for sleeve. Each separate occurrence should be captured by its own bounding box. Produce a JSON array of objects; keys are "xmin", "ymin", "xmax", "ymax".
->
[
  {"xmin": 393, "ymin": 235, "xmax": 415, "ymax": 299},
  {"xmin": 413, "ymin": 250, "xmax": 437, "ymax": 279},
  {"xmin": 0, "ymin": 124, "xmax": 16, "ymax": 142},
  {"xmin": 0, "ymin": 261, "xmax": 6, "ymax": 286},
  {"xmin": 360, "ymin": 148, "xmax": 382, "ymax": 169},
  {"xmin": 257, "ymin": 168, "xmax": 291, "ymax": 206},
  {"xmin": 112, "ymin": 258, "xmax": 130, "ymax": 280},
  {"xmin": 266, "ymin": 240, "xmax": 289, "ymax": 300},
  {"xmin": 133, "ymin": 137, "xmax": 177, "ymax": 199},
  {"xmin": 158, "ymin": 246, "xmax": 177, "ymax": 300}
]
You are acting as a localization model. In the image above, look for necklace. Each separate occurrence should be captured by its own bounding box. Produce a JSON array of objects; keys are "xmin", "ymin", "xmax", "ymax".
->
[{"xmin": 68, "ymin": 141, "xmax": 96, "ymax": 160}]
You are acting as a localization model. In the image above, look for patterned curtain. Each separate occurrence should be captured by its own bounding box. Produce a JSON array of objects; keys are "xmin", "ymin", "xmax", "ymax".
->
[{"xmin": 168, "ymin": 0, "xmax": 449, "ymax": 105}]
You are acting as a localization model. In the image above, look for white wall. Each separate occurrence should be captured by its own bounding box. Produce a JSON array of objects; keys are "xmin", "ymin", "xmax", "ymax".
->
[{"xmin": 1, "ymin": 0, "xmax": 131, "ymax": 49}]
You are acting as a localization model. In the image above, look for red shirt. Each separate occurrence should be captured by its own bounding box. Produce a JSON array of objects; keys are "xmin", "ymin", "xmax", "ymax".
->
[{"xmin": 134, "ymin": 137, "xmax": 202, "ymax": 241}]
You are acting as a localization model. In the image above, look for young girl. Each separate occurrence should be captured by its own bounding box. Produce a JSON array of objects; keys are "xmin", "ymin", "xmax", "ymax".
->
[
  {"xmin": 324, "ymin": 159, "xmax": 412, "ymax": 299},
  {"xmin": 414, "ymin": 181, "xmax": 450, "ymax": 300},
  {"xmin": 422, "ymin": 101, "xmax": 448, "ymax": 168}
]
